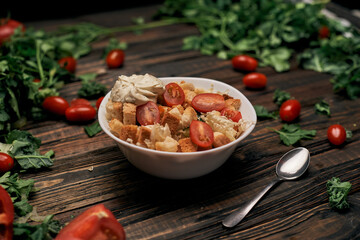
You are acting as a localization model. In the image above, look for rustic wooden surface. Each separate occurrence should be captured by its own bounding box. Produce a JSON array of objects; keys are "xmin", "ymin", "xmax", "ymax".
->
[{"xmin": 20, "ymin": 4, "xmax": 360, "ymax": 240}]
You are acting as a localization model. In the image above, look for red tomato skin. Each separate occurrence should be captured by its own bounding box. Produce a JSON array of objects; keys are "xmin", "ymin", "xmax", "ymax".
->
[
  {"xmin": 231, "ymin": 55, "xmax": 258, "ymax": 72},
  {"xmin": 163, "ymin": 82, "xmax": 185, "ymax": 107},
  {"xmin": 136, "ymin": 101, "xmax": 161, "ymax": 126},
  {"xmin": 42, "ymin": 96, "xmax": 69, "ymax": 116},
  {"xmin": 0, "ymin": 152, "xmax": 14, "ymax": 173},
  {"xmin": 220, "ymin": 108, "xmax": 242, "ymax": 122},
  {"xmin": 191, "ymin": 93, "xmax": 226, "ymax": 113},
  {"xmin": 327, "ymin": 124, "xmax": 346, "ymax": 146},
  {"xmin": 58, "ymin": 56, "xmax": 77, "ymax": 73},
  {"xmin": 106, "ymin": 49, "xmax": 125, "ymax": 69},
  {"xmin": 65, "ymin": 105, "xmax": 96, "ymax": 122},
  {"xmin": 0, "ymin": 18, "xmax": 25, "ymax": 44},
  {"xmin": 0, "ymin": 185, "xmax": 14, "ymax": 240},
  {"xmin": 279, "ymin": 99, "xmax": 301, "ymax": 122},
  {"xmin": 96, "ymin": 96, "xmax": 104, "ymax": 109},
  {"xmin": 242, "ymin": 72, "xmax": 267, "ymax": 89},
  {"xmin": 319, "ymin": 26, "xmax": 330, "ymax": 39},
  {"xmin": 55, "ymin": 204, "xmax": 125, "ymax": 240},
  {"xmin": 189, "ymin": 120, "xmax": 214, "ymax": 148},
  {"xmin": 70, "ymin": 98, "xmax": 91, "ymax": 107}
]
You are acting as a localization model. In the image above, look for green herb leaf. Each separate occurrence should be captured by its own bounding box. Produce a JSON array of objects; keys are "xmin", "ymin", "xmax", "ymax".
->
[
  {"xmin": 271, "ymin": 124, "xmax": 316, "ymax": 146},
  {"xmin": 78, "ymin": 80, "xmax": 108, "ymax": 99},
  {"xmin": 273, "ymin": 89, "xmax": 291, "ymax": 106},
  {"xmin": 326, "ymin": 177, "xmax": 351, "ymax": 210},
  {"xmin": 315, "ymin": 99, "xmax": 331, "ymax": 116},
  {"xmin": 84, "ymin": 121, "xmax": 102, "ymax": 137},
  {"xmin": 253, "ymin": 105, "xmax": 278, "ymax": 119}
]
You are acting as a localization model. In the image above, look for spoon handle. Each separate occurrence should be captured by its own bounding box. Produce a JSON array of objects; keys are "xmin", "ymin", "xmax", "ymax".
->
[{"xmin": 222, "ymin": 178, "xmax": 281, "ymax": 228}]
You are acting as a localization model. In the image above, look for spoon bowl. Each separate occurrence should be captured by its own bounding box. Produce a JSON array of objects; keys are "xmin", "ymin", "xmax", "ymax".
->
[{"xmin": 222, "ymin": 147, "xmax": 310, "ymax": 228}]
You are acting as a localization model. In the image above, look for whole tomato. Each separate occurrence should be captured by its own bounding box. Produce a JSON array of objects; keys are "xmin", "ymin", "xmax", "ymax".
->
[
  {"xmin": 279, "ymin": 99, "xmax": 301, "ymax": 122},
  {"xmin": 106, "ymin": 49, "xmax": 125, "ymax": 69},
  {"xmin": 319, "ymin": 26, "xmax": 330, "ymax": 39},
  {"xmin": 96, "ymin": 96, "xmax": 104, "ymax": 109},
  {"xmin": 42, "ymin": 96, "xmax": 69, "ymax": 116},
  {"xmin": 242, "ymin": 72, "xmax": 267, "ymax": 89},
  {"xmin": 327, "ymin": 124, "xmax": 346, "ymax": 146},
  {"xmin": 0, "ymin": 185, "xmax": 14, "ymax": 240},
  {"xmin": 58, "ymin": 56, "xmax": 77, "ymax": 73},
  {"xmin": 65, "ymin": 105, "xmax": 96, "ymax": 122},
  {"xmin": 0, "ymin": 18, "xmax": 25, "ymax": 45},
  {"xmin": 0, "ymin": 152, "xmax": 14, "ymax": 173},
  {"xmin": 232, "ymin": 55, "xmax": 258, "ymax": 72}
]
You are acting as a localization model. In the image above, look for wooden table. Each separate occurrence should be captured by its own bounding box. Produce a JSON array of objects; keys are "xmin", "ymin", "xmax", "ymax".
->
[{"xmin": 21, "ymin": 3, "xmax": 360, "ymax": 240}]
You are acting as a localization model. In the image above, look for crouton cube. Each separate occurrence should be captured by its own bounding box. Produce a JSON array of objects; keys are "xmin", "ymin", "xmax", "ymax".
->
[
  {"xmin": 213, "ymin": 132, "xmax": 231, "ymax": 148},
  {"xmin": 105, "ymin": 99, "xmax": 123, "ymax": 121},
  {"xmin": 161, "ymin": 110, "xmax": 181, "ymax": 135},
  {"xmin": 179, "ymin": 81, "xmax": 195, "ymax": 91},
  {"xmin": 178, "ymin": 138, "xmax": 198, "ymax": 152},
  {"xmin": 119, "ymin": 125, "xmax": 139, "ymax": 143},
  {"xmin": 180, "ymin": 106, "xmax": 197, "ymax": 129},
  {"xmin": 225, "ymin": 98, "xmax": 241, "ymax": 110},
  {"xmin": 123, "ymin": 103, "xmax": 136, "ymax": 125},
  {"xmin": 184, "ymin": 90, "xmax": 197, "ymax": 107},
  {"xmin": 109, "ymin": 118, "xmax": 124, "ymax": 137},
  {"xmin": 137, "ymin": 126, "xmax": 152, "ymax": 146}
]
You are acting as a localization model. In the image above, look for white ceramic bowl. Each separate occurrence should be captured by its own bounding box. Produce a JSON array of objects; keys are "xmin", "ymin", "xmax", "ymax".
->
[{"xmin": 98, "ymin": 77, "xmax": 257, "ymax": 179}]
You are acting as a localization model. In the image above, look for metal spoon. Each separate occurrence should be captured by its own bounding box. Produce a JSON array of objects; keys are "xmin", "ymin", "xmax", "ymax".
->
[{"xmin": 222, "ymin": 147, "xmax": 310, "ymax": 228}]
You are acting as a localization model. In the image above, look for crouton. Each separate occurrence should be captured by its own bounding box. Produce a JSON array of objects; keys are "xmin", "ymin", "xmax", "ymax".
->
[
  {"xmin": 178, "ymin": 138, "xmax": 198, "ymax": 152},
  {"xmin": 172, "ymin": 104, "xmax": 184, "ymax": 114},
  {"xmin": 155, "ymin": 136, "xmax": 179, "ymax": 152},
  {"xmin": 225, "ymin": 98, "xmax": 241, "ymax": 110},
  {"xmin": 180, "ymin": 106, "xmax": 197, "ymax": 129},
  {"xmin": 158, "ymin": 105, "xmax": 170, "ymax": 120},
  {"xmin": 161, "ymin": 109, "xmax": 181, "ymax": 135},
  {"xmin": 109, "ymin": 118, "xmax": 124, "ymax": 137},
  {"xmin": 213, "ymin": 132, "xmax": 231, "ymax": 148},
  {"xmin": 137, "ymin": 126, "xmax": 152, "ymax": 146},
  {"xmin": 105, "ymin": 99, "xmax": 123, "ymax": 121},
  {"xmin": 179, "ymin": 81, "xmax": 195, "ymax": 91},
  {"xmin": 184, "ymin": 90, "xmax": 197, "ymax": 107},
  {"xmin": 123, "ymin": 103, "xmax": 136, "ymax": 125},
  {"xmin": 119, "ymin": 125, "xmax": 138, "ymax": 143}
]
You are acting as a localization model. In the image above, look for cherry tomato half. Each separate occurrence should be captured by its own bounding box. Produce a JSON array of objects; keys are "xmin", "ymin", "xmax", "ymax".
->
[
  {"xmin": 279, "ymin": 99, "xmax": 301, "ymax": 122},
  {"xmin": 0, "ymin": 153, "xmax": 14, "ymax": 173},
  {"xmin": 65, "ymin": 105, "xmax": 96, "ymax": 122},
  {"xmin": 231, "ymin": 55, "xmax": 258, "ymax": 72},
  {"xmin": 42, "ymin": 96, "xmax": 69, "ymax": 116},
  {"xmin": 96, "ymin": 96, "xmax": 104, "ymax": 109},
  {"xmin": 136, "ymin": 101, "xmax": 161, "ymax": 126},
  {"xmin": 319, "ymin": 26, "xmax": 330, "ymax": 39},
  {"xmin": 327, "ymin": 124, "xmax": 346, "ymax": 146},
  {"xmin": 191, "ymin": 93, "xmax": 225, "ymax": 113},
  {"xmin": 0, "ymin": 185, "xmax": 14, "ymax": 240},
  {"xmin": 55, "ymin": 204, "xmax": 126, "ymax": 240},
  {"xmin": 70, "ymin": 98, "xmax": 91, "ymax": 107},
  {"xmin": 0, "ymin": 18, "xmax": 25, "ymax": 45},
  {"xmin": 190, "ymin": 120, "xmax": 214, "ymax": 148},
  {"xmin": 106, "ymin": 49, "xmax": 125, "ymax": 69},
  {"xmin": 163, "ymin": 82, "xmax": 185, "ymax": 107},
  {"xmin": 58, "ymin": 56, "xmax": 77, "ymax": 73},
  {"xmin": 220, "ymin": 107, "xmax": 242, "ymax": 122},
  {"xmin": 242, "ymin": 72, "xmax": 267, "ymax": 89}
]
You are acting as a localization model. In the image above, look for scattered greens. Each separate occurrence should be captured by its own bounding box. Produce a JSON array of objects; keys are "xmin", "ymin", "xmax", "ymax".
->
[
  {"xmin": 326, "ymin": 177, "xmax": 352, "ymax": 210},
  {"xmin": 77, "ymin": 73, "xmax": 108, "ymax": 99},
  {"xmin": 103, "ymin": 38, "xmax": 128, "ymax": 58},
  {"xmin": 84, "ymin": 121, "xmax": 102, "ymax": 137},
  {"xmin": 273, "ymin": 89, "xmax": 291, "ymax": 107},
  {"xmin": 270, "ymin": 124, "xmax": 316, "ymax": 146},
  {"xmin": 254, "ymin": 105, "xmax": 278, "ymax": 120},
  {"xmin": 315, "ymin": 99, "xmax": 331, "ymax": 116}
]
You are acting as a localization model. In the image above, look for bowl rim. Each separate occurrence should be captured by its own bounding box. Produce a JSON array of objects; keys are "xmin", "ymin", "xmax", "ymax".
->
[{"xmin": 98, "ymin": 76, "xmax": 257, "ymax": 156}]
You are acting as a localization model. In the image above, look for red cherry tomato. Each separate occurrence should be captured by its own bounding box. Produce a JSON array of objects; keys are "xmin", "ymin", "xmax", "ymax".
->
[
  {"xmin": 106, "ymin": 49, "xmax": 125, "ymax": 69},
  {"xmin": 55, "ymin": 204, "xmax": 125, "ymax": 240},
  {"xmin": 70, "ymin": 98, "xmax": 91, "ymax": 107},
  {"xmin": 65, "ymin": 105, "xmax": 96, "ymax": 122},
  {"xmin": 0, "ymin": 152, "xmax": 14, "ymax": 173},
  {"xmin": 96, "ymin": 96, "xmax": 104, "ymax": 109},
  {"xmin": 220, "ymin": 107, "xmax": 242, "ymax": 122},
  {"xmin": 42, "ymin": 96, "xmax": 69, "ymax": 116},
  {"xmin": 242, "ymin": 72, "xmax": 267, "ymax": 89},
  {"xmin": 0, "ymin": 18, "xmax": 25, "ymax": 45},
  {"xmin": 231, "ymin": 55, "xmax": 258, "ymax": 72},
  {"xmin": 190, "ymin": 120, "xmax": 214, "ymax": 148},
  {"xmin": 33, "ymin": 78, "xmax": 41, "ymax": 83},
  {"xmin": 163, "ymin": 82, "xmax": 185, "ymax": 107},
  {"xmin": 0, "ymin": 185, "xmax": 14, "ymax": 240},
  {"xmin": 58, "ymin": 56, "xmax": 77, "ymax": 73},
  {"xmin": 327, "ymin": 124, "xmax": 346, "ymax": 146},
  {"xmin": 136, "ymin": 101, "xmax": 161, "ymax": 126},
  {"xmin": 279, "ymin": 99, "xmax": 301, "ymax": 122},
  {"xmin": 191, "ymin": 93, "xmax": 225, "ymax": 113},
  {"xmin": 319, "ymin": 26, "xmax": 330, "ymax": 39}
]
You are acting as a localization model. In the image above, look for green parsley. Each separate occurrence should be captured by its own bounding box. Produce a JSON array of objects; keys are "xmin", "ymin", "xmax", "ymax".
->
[
  {"xmin": 271, "ymin": 124, "xmax": 317, "ymax": 146},
  {"xmin": 253, "ymin": 105, "xmax": 278, "ymax": 120},
  {"xmin": 326, "ymin": 177, "xmax": 352, "ymax": 210},
  {"xmin": 84, "ymin": 121, "xmax": 102, "ymax": 137},
  {"xmin": 273, "ymin": 89, "xmax": 291, "ymax": 107},
  {"xmin": 314, "ymin": 99, "xmax": 331, "ymax": 116}
]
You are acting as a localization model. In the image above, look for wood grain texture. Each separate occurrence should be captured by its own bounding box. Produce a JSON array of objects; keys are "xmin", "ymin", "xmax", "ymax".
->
[{"xmin": 18, "ymin": 4, "xmax": 360, "ymax": 240}]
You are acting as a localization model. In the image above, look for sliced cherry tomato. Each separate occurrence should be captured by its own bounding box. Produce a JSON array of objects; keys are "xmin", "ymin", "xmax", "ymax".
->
[
  {"xmin": 220, "ymin": 107, "xmax": 242, "ymax": 122},
  {"xmin": 0, "ymin": 18, "xmax": 25, "ymax": 45},
  {"xmin": 327, "ymin": 124, "xmax": 346, "ymax": 146},
  {"xmin": 279, "ymin": 99, "xmax": 301, "ymax": 122},
  {"xmin": 189, "ymin": 120, "xmax": 214, "ymax": 148},
  {"xmin": 163, "ymin": 82, "xmax": 185, "ymax": 107},
  {"xmin": 319, "ymin": 26, "xmax": 330, "ymax": 39},
  {"xmin": 65, "ymin": 105, "xmax": 96, "ymax": 122},
  {"xmin": 96, "ymin": 96, "xmax": 105, "ymax": 109},
  {"xmin": 136, "ymin": 101, "xmax": 160, "ymax": 126},
  {"xmin": 106, "ymin": 49, "xmax": 125, "ymax": 69},
  {"xmin": 33, "ymin": 78, "xmax": 41, "ymax": 83},
  {"xmin": 0, "ymin": 152, "xmax": 14, "ymax": 173},
  {"xmin": 242, "ymin": 72, "xmax": 267, "ymax": 89},
  {"xmin": 191, "ymin": 93, "xmax": 225, "ymax": 113},
  {"xmin": 58, "ymin": 56, "xmax": 77, "ymax": 73},
  {"xmin": 0, "ymin": 185, "xmax": 14, "ymax": 240},
  {"xmin": 55, "ymin": 204, "xmax": 125, "ymax": 240},
  {"xmin": 70, "ymin": 98, "xmax": 91, "ymax": 107},
  {"xmin": 231, "ymin": 55, "xmax": 258, "ymax": 72},
  {"xmin": 42, "ymin": 96, "xmax": 69, "ymax": 116}
]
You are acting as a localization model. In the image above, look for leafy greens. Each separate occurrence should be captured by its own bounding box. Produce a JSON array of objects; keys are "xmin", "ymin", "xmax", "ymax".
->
[{"xmin": 326, "ymin": 177, "xmax": 352, "ymax": 210}]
